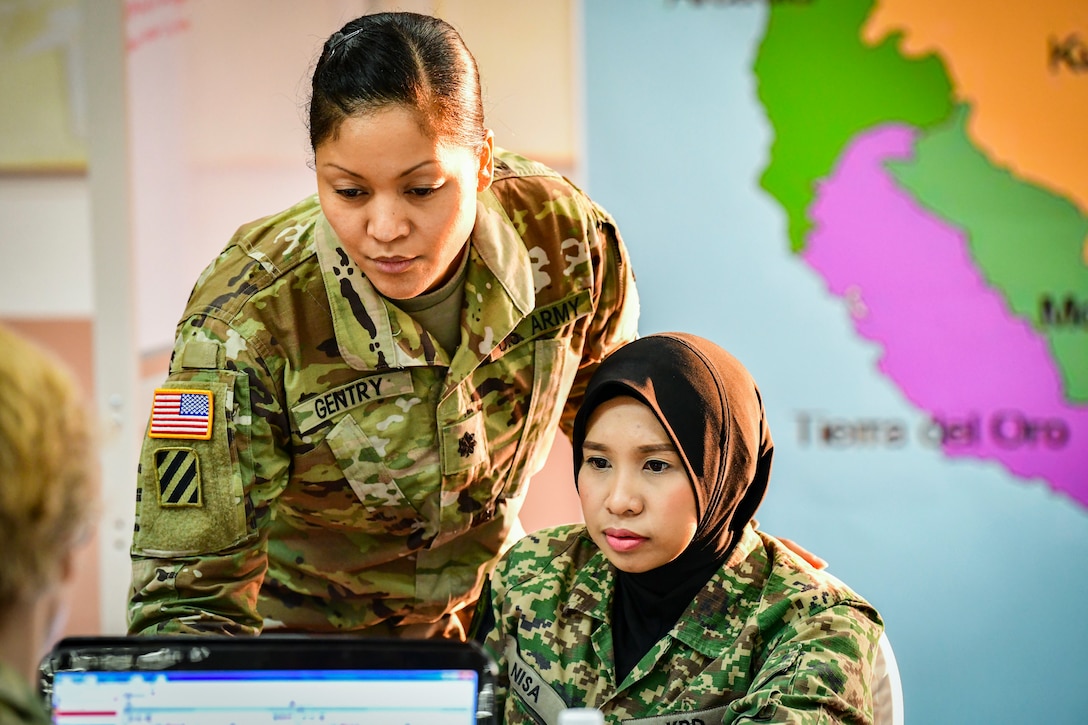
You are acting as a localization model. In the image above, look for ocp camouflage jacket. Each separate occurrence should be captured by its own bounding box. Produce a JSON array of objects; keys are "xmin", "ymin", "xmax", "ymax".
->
[
  {"xmin": 0, "ymin": 661, "xmax": 51, "ymax": 725},
  {"xmin": 128, "ymin": 149, "xmax": 639, "ymax": 637},
  {"xmin": 482, "ymin": 524, "xmax": 883, "ymax": 724}
]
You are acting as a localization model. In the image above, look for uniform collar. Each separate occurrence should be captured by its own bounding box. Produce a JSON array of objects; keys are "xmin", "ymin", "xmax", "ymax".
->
[
  {"xmin": 568, "ymin": 535, "xmax": 615, "ymax": 622},
  {"xmin": 567, "ymin": 535, "xmax": 620, "ymax": 679},
  {"xmin": 566, "ymin": 525, "xmax": 768, "ymax": 663},
  {"xmin": 315, "ymin": 188, "xmax": 534, "ymax": 381},
  {"xmin": 670, "ymin": 524, "xmax": 767, "ymax": 658}
]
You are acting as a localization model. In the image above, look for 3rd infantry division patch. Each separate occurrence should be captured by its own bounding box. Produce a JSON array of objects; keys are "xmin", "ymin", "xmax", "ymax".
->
[{"xmin": 154, "ymin": 447, "xmax": 202, "ymax": 507}]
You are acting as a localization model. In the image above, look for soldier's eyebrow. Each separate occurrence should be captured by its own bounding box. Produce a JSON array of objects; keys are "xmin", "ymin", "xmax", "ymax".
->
[
  {"xmin": 322, "ymin": 160, "xmax": 437, "ymax": 180},
  {"xmin": 582, "ymin": 441, "xmax": 675, "ymax": 455}
]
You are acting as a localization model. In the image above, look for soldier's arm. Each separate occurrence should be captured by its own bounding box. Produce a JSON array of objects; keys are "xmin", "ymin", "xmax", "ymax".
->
[
  {"xmin": 725, "ymin": 603, "xmax": 883, "ymax": 724},
  {"xmin": 127, "ymin": 324, "xmax": 290, "ymax": 635},
  {"xmin": 477, "ymin": 573, "xmax": 511, "ymax": 721},
  {"xmin": 751, "ymin": 520, "xmax": 829, "ymax": 570},
  {"xmin": 559, "ymin": 209, "xmax": 640, "ymax": 437}
]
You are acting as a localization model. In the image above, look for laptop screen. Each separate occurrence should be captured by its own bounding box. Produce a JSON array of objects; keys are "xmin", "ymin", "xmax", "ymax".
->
[{"xmin": 40, "ymin": 635, "xmax": 496, "ymax": 725}]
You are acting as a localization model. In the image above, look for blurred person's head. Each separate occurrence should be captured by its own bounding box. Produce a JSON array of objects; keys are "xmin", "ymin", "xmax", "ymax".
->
[{"xmin": 0, "ymin": 326, "xmax": 97, "ymax": 682}]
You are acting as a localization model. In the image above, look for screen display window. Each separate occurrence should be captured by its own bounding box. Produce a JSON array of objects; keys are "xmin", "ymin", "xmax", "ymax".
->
[{"xmin": 51, "ymin": 668, "xmax": 481, "ymax": 725}]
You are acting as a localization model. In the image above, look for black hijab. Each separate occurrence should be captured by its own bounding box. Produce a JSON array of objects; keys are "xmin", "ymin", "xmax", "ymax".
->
[{"xmin": 571, "ymin": 333, "xmax": 774, "ymax": 683}]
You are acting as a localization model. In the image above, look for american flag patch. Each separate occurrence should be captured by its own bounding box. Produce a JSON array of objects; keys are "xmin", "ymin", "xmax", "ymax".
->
[{"xmin": 149, "ymin": 389, "xmax": 214, "ymax": 440}]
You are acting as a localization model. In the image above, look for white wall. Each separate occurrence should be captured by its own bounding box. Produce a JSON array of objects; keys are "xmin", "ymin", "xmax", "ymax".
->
[{"xmin": 0, "ymin": 176, "xmax": 93, "ymax": 315}]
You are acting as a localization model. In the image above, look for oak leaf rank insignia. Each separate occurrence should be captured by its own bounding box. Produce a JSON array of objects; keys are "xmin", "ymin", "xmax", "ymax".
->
[{"xmin": 458, "ymin": 432, "xmax": 477, "ymax": 458}]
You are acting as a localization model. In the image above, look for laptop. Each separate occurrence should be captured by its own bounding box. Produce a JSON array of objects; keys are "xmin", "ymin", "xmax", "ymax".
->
[{"xmin": 39, "ymin": 634, "xmax": 497, "ymax": 724}]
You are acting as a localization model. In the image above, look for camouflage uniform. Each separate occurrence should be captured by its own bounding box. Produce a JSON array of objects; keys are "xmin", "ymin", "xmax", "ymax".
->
[
  {"xmin": 482, "ymin": 524, "xmax": 883, "ymax": 725},
  {"xmin": 128, "ymin": 149, "xmax": 639, "ymax": 637},
  {"xmin": 0, "ymin": 661, "xmax": 51, "ymax": 725}
]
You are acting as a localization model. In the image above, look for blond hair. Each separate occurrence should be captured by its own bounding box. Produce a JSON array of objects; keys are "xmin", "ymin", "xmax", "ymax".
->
[{"xmin": 0, "ymin": 326, "xmax": 97, "ymax": 610}]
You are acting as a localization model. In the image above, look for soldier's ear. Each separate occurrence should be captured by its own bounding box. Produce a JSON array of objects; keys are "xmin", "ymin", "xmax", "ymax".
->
[{"xmin": 476, "ymin": 130, "xmax": 495, "ymax": 193}]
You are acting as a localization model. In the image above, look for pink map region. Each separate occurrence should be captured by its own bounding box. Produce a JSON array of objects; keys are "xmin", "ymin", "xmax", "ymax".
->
[{"xmin": 804, "ymin": 125, "xmax": 1087, "ymax": 508}]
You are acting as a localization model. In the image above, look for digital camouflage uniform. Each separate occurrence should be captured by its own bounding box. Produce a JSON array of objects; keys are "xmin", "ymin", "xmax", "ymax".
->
[
  {"xmin": 128, "ymin": 149, "xmax": 639, "ymax": 638},
  {"xmin": 482, "ymin": 524, "xmax": 883, "ymax": 725}
]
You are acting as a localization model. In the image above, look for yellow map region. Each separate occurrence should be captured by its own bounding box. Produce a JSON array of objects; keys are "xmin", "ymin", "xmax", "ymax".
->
[{"xmin": 862, "ymin": 0, "xmax": 1088, "ymax": 226}]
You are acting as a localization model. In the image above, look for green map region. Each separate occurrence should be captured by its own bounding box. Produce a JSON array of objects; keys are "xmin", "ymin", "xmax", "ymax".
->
[
  {"xmin": 887, "ymin": 105, "xmax": 1088, "ymax": 402},
  {"xmin": 754, "ymin": 0, "xmax": 953, "ymax": 252}
]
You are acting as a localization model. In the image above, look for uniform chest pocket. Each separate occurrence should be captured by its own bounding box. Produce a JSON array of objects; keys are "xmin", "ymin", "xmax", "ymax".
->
[{"xmin": 322, "ymin": 413, "xmax": 425, "ymax": 536}]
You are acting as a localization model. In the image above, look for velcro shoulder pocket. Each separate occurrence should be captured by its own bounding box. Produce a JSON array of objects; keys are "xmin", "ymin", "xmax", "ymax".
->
[{"xmin": 133, "ymin": 370, "xmax": 255, "ymax": 556}]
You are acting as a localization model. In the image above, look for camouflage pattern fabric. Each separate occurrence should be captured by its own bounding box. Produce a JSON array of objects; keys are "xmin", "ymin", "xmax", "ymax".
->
[
  {"xmin": 481, "ymin": 524, "xmax": 883, "ymax": 724},
  {"xmin": 128, "ymin": 149, "xmax": 640, "ymax": 637},
  {"xmin": 0, "ymin": 660, "xmax": 51, "ymax": 725}
]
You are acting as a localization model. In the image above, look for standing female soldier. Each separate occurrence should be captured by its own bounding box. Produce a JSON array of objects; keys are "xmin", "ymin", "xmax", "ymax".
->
[{"xmin": 128, "ymin": 12, "xmax": 639, "ymax": 639}]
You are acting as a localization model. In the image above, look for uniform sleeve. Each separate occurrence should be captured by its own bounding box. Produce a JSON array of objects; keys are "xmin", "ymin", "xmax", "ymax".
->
[
  {"xmin": 478, "ymin": 562, "xmax": 512, "ymax": 722},
  {"xmin": 127, "ymin": 319, "xmax": 291, "ymax": 635},
  {"xmin": 725, "ymin": 603, "xmax": 883, "ymax": 725},
  {"xmin": 559, "ymin": 209, "xmax": 640, "ymax": 437}
]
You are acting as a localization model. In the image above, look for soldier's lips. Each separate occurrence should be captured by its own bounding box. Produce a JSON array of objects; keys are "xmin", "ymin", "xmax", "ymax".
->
[
  {"xmin": 604, "ymin": 528, "xmax": 646, "ymax": 553},
  {"xmin": 371, "ymin": 256, "xmax": 415, "ymax": 274}
]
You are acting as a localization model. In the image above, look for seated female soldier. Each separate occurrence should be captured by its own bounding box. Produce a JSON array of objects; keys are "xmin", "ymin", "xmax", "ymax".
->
[{"xmin": 475, "ymin": 332, "xmax": 883, "ymax": 724}]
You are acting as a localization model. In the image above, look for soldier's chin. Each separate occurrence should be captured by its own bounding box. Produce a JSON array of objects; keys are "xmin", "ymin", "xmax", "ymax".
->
[
  {"xmin": 608, "ymin": 557, "xmax": 656, "ymax": 574},
  {"xmin": 367, "ymin": 271, "xmax": 429, "ymax": 301}
]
